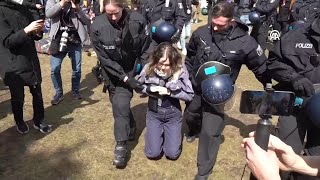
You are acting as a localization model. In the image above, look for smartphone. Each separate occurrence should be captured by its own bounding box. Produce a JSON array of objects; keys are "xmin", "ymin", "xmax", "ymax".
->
[{"xmin": 240, "ymin": 90, "xmax": 295, "ymax": 116}]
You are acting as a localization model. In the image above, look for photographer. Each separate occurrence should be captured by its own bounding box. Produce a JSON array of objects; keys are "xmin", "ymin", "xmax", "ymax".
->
[
  {"xmin": 0, "ymin": 0, "xmax": 52, "ymax": 133},
  {"xmin": 242, "ymin": 132, "xmax": 320, "ymax": 180},
  {"xmin": 46, "ymin": 0, "xmax": 90, "ymax": 105}
]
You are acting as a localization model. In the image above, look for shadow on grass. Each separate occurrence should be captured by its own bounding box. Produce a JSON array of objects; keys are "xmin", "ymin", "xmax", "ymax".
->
[
  {"xmin": 0, "ymin": 138, "xmax": 85, "ymax": 179},
  {"xmin": 44, "ymin": 71, "xmax": 100, "ymax": 127},
  {"xmin": 225, "ymin": 115, "xmax": 262, "ymax": 138},
  {"xmin": 0, "ymin": 71, "xmax": 100, "ymax": 178},
  {"xmin": 125, "ymin": 103, "xmax": 147, "ymax": 166}
]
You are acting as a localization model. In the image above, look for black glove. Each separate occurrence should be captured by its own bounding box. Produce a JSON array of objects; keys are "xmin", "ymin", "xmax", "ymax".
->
[
  {"xmin": 126, "ymin": 77, "xmax": 144, "ymax": 91},
  {"xmin": 171, "ymin": 29, "xmax": 181, "ymax": 43},
  {"xmin": 291, "ymin": 77, "xmax": 315, "ymax": 97}
]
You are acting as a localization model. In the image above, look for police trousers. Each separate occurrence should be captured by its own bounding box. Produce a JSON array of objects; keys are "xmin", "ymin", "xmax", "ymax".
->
[
  {"xmin": 9, "ymin": 83, "xmax": 44, "ymax": 125},
  {"xmin": 108, "ymin": 82, "xmax": 135, "ymax": 141},
  {"xmin": 251, "ymin": 22, "xmax": 269, "ymax": 51},
  {"xmin": 197, "ymin": 104, "xmax": 225, "ymax": 176},
  {"xmin": 184, "ymin": 93, "xmax": 202, "ymax": 134}
]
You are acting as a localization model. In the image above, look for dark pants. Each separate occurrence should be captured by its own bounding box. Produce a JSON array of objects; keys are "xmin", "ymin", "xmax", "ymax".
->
[
  {"xmin": 197, "ymin": 105, "xmax": 225, "ymax": 176},
  {"xmin": 108, "ymin": 82, "xmax": 135, "ymax": 141},
  {"xmin": 251, "ymin": 22, "xmax": 269, "ymax": 51},
  {"xmin": 184, "ymin": 93, "xmax": 202, "ymax": 134},
  {"xmin": 144, "ymin": 105, "xmax": 182, "ymax": 159},
  {"xmin": 277, "ymin": 111, "xmax": 320, "ymax": 180},
  {"xmin": 9, "ymin": 83, "xmax": 44, "ymax": 125}
]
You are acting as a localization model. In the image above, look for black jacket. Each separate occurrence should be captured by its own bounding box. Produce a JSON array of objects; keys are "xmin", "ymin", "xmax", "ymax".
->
[
  {"xmin": 182, "ymin": 0, "xmax": 192, "ymax": 22},
  {"xmin": 142, "ymin": 0, "xmax": 186, "ymax": 31},
  {"xmin": 90, "ymin": 9, "xmax": 150, "ymax": 84},
  {"xmin": 0, "ymin": 1, "xmax": 42, "ymax": 86},
  {"xmin": 185, "ymin": 19, "xmax": 269, "ymax": 88},
  {"xmin": 268, "ymin": 19, "xmax": 320, "ymax": 92},
  {"xmin": 290, "ymin": 0, "xmax": 320, "ymax": 23},
  {"xmin": 254, "ymin": 0, "xmax": 280, "ymax": 21}
]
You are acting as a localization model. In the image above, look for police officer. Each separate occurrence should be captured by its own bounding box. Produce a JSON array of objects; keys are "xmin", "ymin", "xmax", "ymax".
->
[
  {"xmin": 90, "ymin": 0, "xmax": 150, "ymax": 168},
  {"xmin": 250, "ymin": 0, "xmax": 280, "ymax": 51},
  {"xmin": 290, "ymin": 0, "xmax": 320, "ymax": 24},
  {"xmin": 185, "ymin": 2, "xmax": 269, "ymax": 179},
  {"xmin": 141, "ymin": 0, "xmax": 186, "ymax": 61},
  {"xmin": 267, "ymin": 12, "xmax": 320, "ymax": 180}
]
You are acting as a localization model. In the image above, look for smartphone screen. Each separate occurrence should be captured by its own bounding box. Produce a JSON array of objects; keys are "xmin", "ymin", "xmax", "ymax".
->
[{"xmin": 240, "ymin": 90, "xmax": 295, "ymax": 116}]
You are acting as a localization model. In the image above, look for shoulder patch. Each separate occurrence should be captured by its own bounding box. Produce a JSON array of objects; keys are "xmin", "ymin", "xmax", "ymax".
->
[{"xmin": 256, "ymin": 45, "xmax": 264, "ymax": 56}]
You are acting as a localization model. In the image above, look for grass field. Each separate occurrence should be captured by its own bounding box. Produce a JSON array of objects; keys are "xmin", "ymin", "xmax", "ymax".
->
[{"xmin": 0, "ymin": 14, "xmax": 275, "ymax": 180}]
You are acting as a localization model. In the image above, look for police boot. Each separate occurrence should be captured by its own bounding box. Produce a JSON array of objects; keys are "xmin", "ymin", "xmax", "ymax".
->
[{"xmin": 113, "ymin": 141, "xmax": 127, "ymax": 168}]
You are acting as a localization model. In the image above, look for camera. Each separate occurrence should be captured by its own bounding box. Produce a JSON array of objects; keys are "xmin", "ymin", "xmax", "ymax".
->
[{"xmin": 59, "ymin": 27, "xmax": 69, "ymax": 52}]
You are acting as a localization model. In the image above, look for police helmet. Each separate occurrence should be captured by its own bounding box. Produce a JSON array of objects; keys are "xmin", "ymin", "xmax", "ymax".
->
[
  {"xmin": 201, "ymin": 74, "xmax": 235, "ymax": 105},
  {"xmin": 195, "ymin": 61, "xmax": 231, "ymax": 83},
  {"xmin": 195, "ymin": 61, "xmax": 234, "ymax": 105},
  {"xmin": 151, "ymin": 19, "xmax": 177, "ymax": 43},
  {"xmin": 201, "ymin": 8, "xmax": 208, "ymax": 15},
  {"xmin": 249, "ymin": 11, "xmax": 260, "ymax": 24},
  {"xmin": 306, "ymin": 93, "xmax": 320, "ymax": 128}
]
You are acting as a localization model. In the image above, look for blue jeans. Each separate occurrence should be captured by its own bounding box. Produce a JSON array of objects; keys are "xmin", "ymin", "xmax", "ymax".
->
[
  {"xmin": 50, "ymin": 43, "xmax": 82, "ymax": 96},
  {"xmin": 144, "ymin": 105, "xmax": 182, "ymax": 160},
  {"xmin": 179, "ymin": 21, "xmax": 191, "ymax": 50}
]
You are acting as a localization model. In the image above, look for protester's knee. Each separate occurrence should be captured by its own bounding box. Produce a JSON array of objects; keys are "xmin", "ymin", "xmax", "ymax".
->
[
  {"xmin": 145, "ymin": 148, "xmax": 162, "ymax": 159},
  {"xmin": 164, "ymin": 147, "xmax": 181, "ymax": 160}
]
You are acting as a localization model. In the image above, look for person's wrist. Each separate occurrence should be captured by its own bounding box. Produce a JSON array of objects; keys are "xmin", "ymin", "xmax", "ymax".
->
[{"xmin": 24, "ymin": 27, "xmax": 31, "ymax": 34}]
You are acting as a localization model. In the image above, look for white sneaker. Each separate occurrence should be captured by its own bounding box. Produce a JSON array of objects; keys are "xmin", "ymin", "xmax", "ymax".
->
[
  {"xmin": 182, "ymin": 48, "xmax": 187, "ymax": 56},
  {"xmin": 176, "ymin": 41, "xmax": 182, "ymax": 50}
]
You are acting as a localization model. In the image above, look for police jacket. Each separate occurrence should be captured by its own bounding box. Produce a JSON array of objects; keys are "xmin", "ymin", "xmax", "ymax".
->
[
  {"xmin": 182, "ymin": 0, "xmax": 192, "ymax": 22},
  {"xmin": 90, "ymin": 9, "xmax": 150, "ymax": 83},
  {"xmin": 268, "ymin": 19, "xmax": 320, "ymax": 90},
  {"xmin": 142, "ymin": 0, "xmax": 186, "ymax": 31},
  {"xmin": 185, "ymin": 19, "xmax": 269, "ymax": 88},
  {"xmin": 290, "ymin": 0, "xmax": 320, "ymax": 23},
  {"xmin": 254, "ymin": 0, "xmax": 280, "ymax": 21},
  {"xmin": 0, "ymin": 1, "xmax": 42, "ymax": 86}
]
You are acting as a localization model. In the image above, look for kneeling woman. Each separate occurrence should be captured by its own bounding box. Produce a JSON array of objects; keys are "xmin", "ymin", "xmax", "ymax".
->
[{"xmin": 138, "ymin": 43, "xmax": 194, "ymax": 160}]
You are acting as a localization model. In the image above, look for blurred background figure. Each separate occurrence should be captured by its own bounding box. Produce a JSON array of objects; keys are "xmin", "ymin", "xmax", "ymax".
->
[{"xmin": 177, "ymin": 0, "xmax": 193, "ymax": 55}]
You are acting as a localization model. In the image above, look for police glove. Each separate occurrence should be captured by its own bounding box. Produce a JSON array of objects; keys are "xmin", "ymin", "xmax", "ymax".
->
[
  {"xmin": 291, "ymin": 77, "xmax": 315, "ymax": 97},
  {"xmin": 171, "ymin": 29, "xmax": 181, "ymax": 43},
  {"xmin": 125, "ymin": 77, "xmax": 144, "ymax": 91}
]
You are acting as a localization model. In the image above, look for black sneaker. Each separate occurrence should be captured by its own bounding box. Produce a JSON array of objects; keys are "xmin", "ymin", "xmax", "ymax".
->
[
  {"xmin": 113, "ymin": 141, "xmax": 127, "ymax": 168},
  {"xmin": 186, "ymin": 131, "xmax": 198, "ymax": 143},
  {"xmin": 16, "ymin": 121, "xmax": 29, "ymax": 134},
  {"xmin": 51, "ymin": 94, "xmax": 63, "ymax": 105},
  {"xmin": 33, "ymin": 123, "xmax": 52, "ymax": 133}
]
